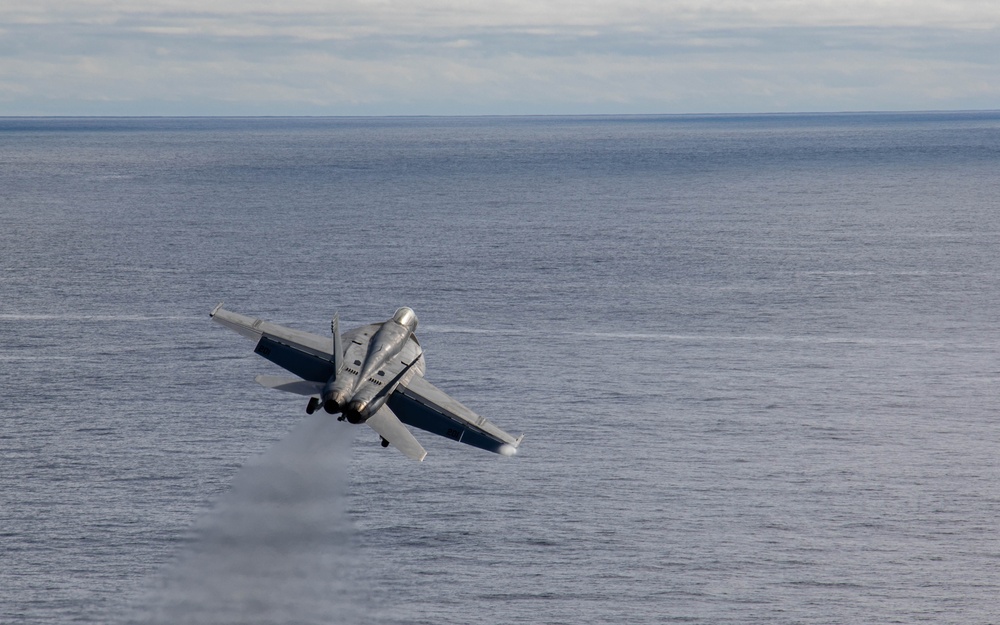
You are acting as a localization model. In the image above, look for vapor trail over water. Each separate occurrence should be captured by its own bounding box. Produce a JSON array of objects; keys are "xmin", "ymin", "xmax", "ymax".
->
[{"xmin": 123, "ymin": 415, "xmax": 365, "ymax": 625}]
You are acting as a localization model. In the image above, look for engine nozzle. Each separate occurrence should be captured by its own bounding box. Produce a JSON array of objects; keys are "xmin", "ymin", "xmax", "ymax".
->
[
  {"xmin": 344, "ymin": 399, "xmax": 368, "ymax": 424},
  {"xmin": 323, "ymin": 390, "xmax": 348, "ymax": 414}
]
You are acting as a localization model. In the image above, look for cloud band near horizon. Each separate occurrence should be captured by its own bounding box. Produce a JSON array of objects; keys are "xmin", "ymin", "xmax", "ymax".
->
[{"xmin": 1, "ymin": 1, "xmax": 998, "ymax": 115}]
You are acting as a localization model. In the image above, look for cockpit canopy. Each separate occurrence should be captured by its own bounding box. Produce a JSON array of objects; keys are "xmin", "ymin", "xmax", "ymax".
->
[{"xmin": 392, "ymin": 306, "xmax": 418, "ymax": 332}]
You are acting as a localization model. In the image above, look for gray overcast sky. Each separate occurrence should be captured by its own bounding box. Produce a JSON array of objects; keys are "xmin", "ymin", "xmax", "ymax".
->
[{"xmin": 1, "ymin": 0, "xmax": 998, "ymax": 115}]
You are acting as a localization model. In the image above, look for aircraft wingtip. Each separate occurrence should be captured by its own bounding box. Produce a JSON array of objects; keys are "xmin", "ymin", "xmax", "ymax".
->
[{"xmin": 210, "ymin": 302, "xmax": 224, "ymax": 318}]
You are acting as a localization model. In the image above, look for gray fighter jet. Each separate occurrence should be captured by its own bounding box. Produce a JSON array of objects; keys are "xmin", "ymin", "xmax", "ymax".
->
[{"xmin": 210, "ymin": 304, "xmax": 522, "ymax": 461}]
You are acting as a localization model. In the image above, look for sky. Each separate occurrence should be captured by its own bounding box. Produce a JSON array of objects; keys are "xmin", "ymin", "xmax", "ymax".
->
[{"xmin": 1, "ymin": 0, "xmax": 998, "ymax": 115}]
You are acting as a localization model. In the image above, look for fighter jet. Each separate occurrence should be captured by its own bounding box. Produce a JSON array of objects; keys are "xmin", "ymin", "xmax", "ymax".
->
[{"xmin": 210, "ymin": 304, "xmax": 522, "ymax": 461}]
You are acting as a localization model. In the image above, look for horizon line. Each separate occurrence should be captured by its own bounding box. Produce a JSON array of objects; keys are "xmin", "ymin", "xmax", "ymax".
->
[{"xmin": 2, "ymin": 108, "xmax": 999, "ymax": 120}]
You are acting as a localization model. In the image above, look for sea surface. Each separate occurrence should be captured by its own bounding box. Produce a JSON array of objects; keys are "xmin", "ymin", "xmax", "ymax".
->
[{"xmin": 2, "ymin": 113, "xmax": 1000, "ymax": 624}]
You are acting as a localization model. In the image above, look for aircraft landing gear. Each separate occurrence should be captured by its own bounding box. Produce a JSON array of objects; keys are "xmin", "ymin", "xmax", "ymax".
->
[
  {"xmin": 380, "ymin": 437, "xmax": 390, "ymax": 448},
  {"xmin": 306, "ymin": 397, "xmax": 321, "ymax": 414}
]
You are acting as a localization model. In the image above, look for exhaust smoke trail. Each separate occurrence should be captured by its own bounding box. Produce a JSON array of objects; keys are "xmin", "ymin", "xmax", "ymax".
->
[{"xmin": 124, "ymin": 415, "xmax": 367, "ymax": 625}]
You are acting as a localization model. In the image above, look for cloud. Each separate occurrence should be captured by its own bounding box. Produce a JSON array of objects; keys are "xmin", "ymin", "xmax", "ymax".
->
[
  {"xmin": 1, "ymin": 1, "xmax": 998, "ymax": 114},
  {"xmin": 6, "ymin": 1, "xmax": 1000, "ymax": 31}
]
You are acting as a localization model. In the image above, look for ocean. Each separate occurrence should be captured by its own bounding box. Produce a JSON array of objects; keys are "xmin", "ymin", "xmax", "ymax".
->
[{"xmin": 2, "ymin": 112, "xmax": 999, "ymax": 624}]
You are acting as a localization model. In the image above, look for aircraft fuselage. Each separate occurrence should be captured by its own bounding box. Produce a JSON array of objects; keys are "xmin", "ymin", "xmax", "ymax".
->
[{"xmin": 321, "ymin": 307, "xmax": 420, "ymax": 423}]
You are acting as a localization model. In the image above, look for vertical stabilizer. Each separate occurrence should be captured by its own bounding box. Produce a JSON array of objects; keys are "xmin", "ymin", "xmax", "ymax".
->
[{"xmin": 331, "ymin": 312, "xmax": 344, "ymax": 373}]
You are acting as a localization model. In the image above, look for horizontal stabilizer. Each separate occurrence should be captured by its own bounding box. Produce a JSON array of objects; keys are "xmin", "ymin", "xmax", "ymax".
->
[
  {"xmin": 254, "ymin": 375, "xmax": 323, "ymax": 396},
  {"xmin": 366, "ymin": 406, "xmax": 427, "ymax": 461}
]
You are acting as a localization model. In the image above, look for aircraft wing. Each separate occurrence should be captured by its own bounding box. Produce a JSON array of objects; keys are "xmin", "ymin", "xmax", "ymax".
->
[
  {"xmin": 388, "ymin": 375, "xmax": 522, "ymax": 456},
  {"xmin": 210, "ymin": 303, "xmax": 379, "ymax": 383},
  {"xmin": 254, "ymin": 374, "xmax": 323, "ymax": 396}
]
